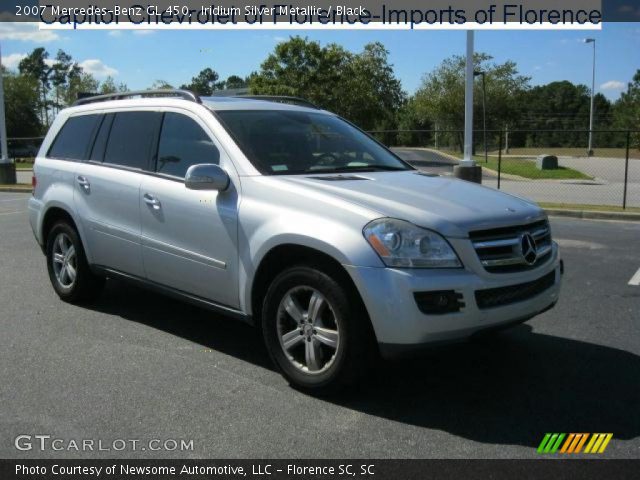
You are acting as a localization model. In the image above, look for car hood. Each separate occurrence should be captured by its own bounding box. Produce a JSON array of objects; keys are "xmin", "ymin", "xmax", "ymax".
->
[{"xmin": 274, "ymin": 171, "xmax": 545, "ymax": 238}]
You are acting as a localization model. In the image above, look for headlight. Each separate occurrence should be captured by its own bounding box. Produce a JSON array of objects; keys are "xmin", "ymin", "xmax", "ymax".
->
[{"xmin": 363, "ymin": 218, "xmax": 462, "ymax": 268}]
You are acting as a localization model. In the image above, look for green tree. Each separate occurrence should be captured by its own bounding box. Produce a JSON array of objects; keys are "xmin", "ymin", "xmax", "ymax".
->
[
  {"xmin": 250, "ymin": 37, "xmax": 350, "ymax": 114},
  {"xmin": 181, "ymin": 68, "xmax": 224, "ymax": 95},
  {"xmin": 412, "ymin": 53, "xmax": 530, "ymax": 151},
  {"xmin": 99, "ymin": 76, "xmax": 127, "ymax": 94},
  {"xmin": 250, "ymin": 37, "xmax": 405, "ymax": 131},
  {"xmin": 515, "ymin": 81, "xmax": 613, "ymax": 148},
  {"xmin": 150, "ymin": 79, "xmax": 174, "ymax": 89},
  {"xmin": 18, "ymin": 47, "xmax": 52, "ymax": 125},
  {"xmin": 51, "ymin": 50, "xmax": 80, "ymax": 114},
  {"xmin": 613, "ymin": 70, "xmax": 640, "ymax": 150},
  {"xmin": 223, "ymin": 75, "xmax": 248, "ymax": 90},
  {"xmin": 395, "ymin": 97, "xmax": 433, "ymax": 147},
  {"xmin": 341, "ymin": 42, "xmax": 406, "ymax": 133},
  {"xmin": 2, "ymin": 68, "xmax": 42, "ymax": 137},
  {"xmin": 63, "ymin": 72, "xmax": 99, "ymax": 105}
]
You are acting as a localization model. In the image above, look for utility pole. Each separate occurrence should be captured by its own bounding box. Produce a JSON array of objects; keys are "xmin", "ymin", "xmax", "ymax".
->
[
  {"xmin": 0, "ymin": 42, "xmax": 16, "ymax": 185},
  {"xmin": 453, "ymin": 31, "xmax": 482, "ymax": 183},
  {"xmin": 474, "ymin": 70, "xmax": 487, "ymax": 163},
  {"xmin": 504, "ymin": 125, "xmax": 510, "ymax": 154},
  {"xmin": 584, "ymin": 38, "xmax": 596, "ymax": 156}
]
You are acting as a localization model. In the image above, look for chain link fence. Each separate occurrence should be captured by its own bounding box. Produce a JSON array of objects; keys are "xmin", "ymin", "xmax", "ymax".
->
[
  {"xmin": 7, "ymin": 137, "xmax": 43, "ymax": 166},
  {"xmin": 369, "ymin": 129, "xmax": 640, "ymax": 210}
]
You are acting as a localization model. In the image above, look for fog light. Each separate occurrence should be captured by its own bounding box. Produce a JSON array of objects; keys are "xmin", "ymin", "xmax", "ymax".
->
[{"xmin": 414, "ymin": 290, "xmax": 464, "ymax": 315}]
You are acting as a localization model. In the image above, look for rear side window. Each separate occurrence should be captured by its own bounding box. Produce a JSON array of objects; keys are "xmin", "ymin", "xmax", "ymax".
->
[
  {"xmin": 156, "ymin": 113, "xmax": 220, "ymax": 178},
  {"xmin": 89, "ymin": 114, "xmax": 113, "ymax": 162},
  {"xmin": 103, "ymin": 112, "xmax": 162, "ymax": 169},
  {"xmin": 47, "ymin": 114, "xmax": 102, "ymax": 160}
]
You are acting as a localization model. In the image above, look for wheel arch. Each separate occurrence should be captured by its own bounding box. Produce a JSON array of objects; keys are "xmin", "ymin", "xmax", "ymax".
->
[
  {"xmin": 249, "ymin": 244, "xmax": 372, "ymax": 336},
  {"xmin": 40, "ymin": 206, "xmax": 92, "ymax": 262}
]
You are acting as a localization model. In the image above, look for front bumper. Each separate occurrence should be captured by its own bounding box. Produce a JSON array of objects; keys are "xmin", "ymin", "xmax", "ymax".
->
[{"xmin": 345, "ymin": 243, "xmax": 561, "ymax": 358}]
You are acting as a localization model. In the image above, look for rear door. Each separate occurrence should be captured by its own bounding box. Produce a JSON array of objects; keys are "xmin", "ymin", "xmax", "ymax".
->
[
  {"xmin": 139, "ymin": 110, "xmax": 240, "ymax": 308},
  {"xmin": 74, "ymin": 110, "xmax": 163, "ymax": 277}
]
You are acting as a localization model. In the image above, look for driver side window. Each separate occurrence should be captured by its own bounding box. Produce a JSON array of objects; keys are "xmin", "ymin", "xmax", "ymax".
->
[{"xmin": 156, "ymin": 113, "xmax": 220, "ymax": 178}]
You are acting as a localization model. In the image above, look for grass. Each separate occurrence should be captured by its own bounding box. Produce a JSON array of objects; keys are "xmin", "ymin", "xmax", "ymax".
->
[
  {"xmin": 539, "ymin": 202, "xmax": 640, "ymax": 213},
  {"xmin": 482, "ymin": 157, "xmax": 593, "ymax": 180},
  {"xmin": 489, "ymin": 147, "xmax": 640, "ymax": 160},
  {"xmin": 449, "ymin": 152, "xmax": 593, "ymax": 180},
  {"xmin": 14, "ymin": 159, "xmax": 34, "ymax": 169}
]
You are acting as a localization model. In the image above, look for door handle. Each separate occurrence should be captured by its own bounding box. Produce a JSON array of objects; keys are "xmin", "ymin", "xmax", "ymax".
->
[
  {"xmin": 76, "ymin": 175, "xmax": 90, "ymax": 191},
  {"xmin": 143, "ymin": 193, "xmax": 161, "ymax": 210}
]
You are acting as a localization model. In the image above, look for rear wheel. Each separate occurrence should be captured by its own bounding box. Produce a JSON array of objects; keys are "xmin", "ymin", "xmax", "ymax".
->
[
  {"xmin": 262, "ymin": 265, "xmax": 375, "ymax": 393},
  {"xmin": 46, "ymin": 222, "xmax": 104, "ymax": 303}
]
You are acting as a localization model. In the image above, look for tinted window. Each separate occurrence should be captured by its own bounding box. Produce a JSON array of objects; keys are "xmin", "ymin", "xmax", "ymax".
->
[
  {"xmin": 156, "ymin": 113, "xmax": 220, "ymax": 178},
  {"xmin": 48, "ymin": 114, "xmax": 102, "ymax": 160},
  {"xmin": 89, "ymin": 114, "xmax": 113, "ymax": 162},
  {"xmin": 217, "ymin": 110, "xmax": 410, "ymax": 175},
  {"xmin": 103, "ymin": 112, "xmax": 162, "ymax": 169}
]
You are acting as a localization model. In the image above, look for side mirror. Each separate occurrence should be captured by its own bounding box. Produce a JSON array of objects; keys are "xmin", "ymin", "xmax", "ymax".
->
[{"xmin": 185, "ymin": 164, "xmax": 230, "ymax": 191}]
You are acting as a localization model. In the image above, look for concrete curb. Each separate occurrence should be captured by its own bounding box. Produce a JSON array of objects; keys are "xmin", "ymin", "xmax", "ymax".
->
[
  {"xmin": 545, "ymin": 208, "xmax": 640, "ymax": 222},
  {"xmin": 0, "ymin": 185, "xmax": 31, "ymax": 193}
]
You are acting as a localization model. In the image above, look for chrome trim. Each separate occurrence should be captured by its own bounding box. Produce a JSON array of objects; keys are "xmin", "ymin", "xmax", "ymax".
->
[
  {"xmin": 480, "ymin": 244, "xmax": 552, "ymax": 267},
  {"xmin": 473, "ymin": 237, "xmax": 519, "ymax": 249},
  {"xmin": 141, "ymin": 235, "xmax": 227, "ymax": 270}
]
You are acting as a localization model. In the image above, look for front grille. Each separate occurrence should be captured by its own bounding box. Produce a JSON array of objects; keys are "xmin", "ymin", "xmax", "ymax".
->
[
  {"xmin": 475, "ymin": 271, "xmax": 556, "ymax": 310},
  {"xmin": 469, "ymin": 219, "xmax": 553, "ymax": 273}
]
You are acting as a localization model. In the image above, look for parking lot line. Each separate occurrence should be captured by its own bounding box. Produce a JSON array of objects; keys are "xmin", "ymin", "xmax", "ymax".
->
[
  {"xmin": 0, "ymin": 210, "xmax": 25, "ymax": 216},
  {"xmin": 629, "ymin": 267, "xmax": 640, "ymax": 286}
]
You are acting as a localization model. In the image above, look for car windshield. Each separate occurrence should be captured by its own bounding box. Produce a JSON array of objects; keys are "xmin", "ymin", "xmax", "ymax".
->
[{"xmin": 216, "ymin": 110, "xmax": 412, "ymax": 175}]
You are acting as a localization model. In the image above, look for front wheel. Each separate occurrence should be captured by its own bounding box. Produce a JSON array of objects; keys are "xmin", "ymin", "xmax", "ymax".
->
[{"xmin": 262, "ymin": 265, "xmax": 375, "ymax": 393}]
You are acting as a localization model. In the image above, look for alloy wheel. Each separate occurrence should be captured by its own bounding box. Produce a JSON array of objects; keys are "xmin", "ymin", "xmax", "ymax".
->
[
  {"xmin": 276, "ymin": 286, "xmax": 340, "ymax": 374},
  {"xmin": 51, "ymin": 232, "xmax": 77, "ymax": 289}
]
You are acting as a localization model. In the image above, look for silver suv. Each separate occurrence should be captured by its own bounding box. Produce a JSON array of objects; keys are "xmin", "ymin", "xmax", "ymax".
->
[{"xmin": 29, "ymin": 90, "xmax": 562, "ymax": 392}]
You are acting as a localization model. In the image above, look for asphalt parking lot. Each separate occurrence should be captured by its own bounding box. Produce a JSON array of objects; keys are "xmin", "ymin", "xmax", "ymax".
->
[{"xmin": 0, "ymin": 192, "xmax": 638, "ymax": 459}]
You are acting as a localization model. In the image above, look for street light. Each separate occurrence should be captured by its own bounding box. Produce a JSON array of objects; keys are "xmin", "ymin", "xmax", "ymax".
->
[
  {"xmin": 0, "ymin": 42, "xmax": 14, "ymax": 185},
  {"xmin": 584, "ymin": 38, "xmax": 596, "ymax": 156},
  {"xmin": 474, "ymin": 70, "xmax": 487, "ymax": 163}
]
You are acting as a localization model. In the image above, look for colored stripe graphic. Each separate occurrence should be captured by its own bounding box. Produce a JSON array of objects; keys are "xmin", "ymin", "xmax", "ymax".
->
[
  {"xmin": 538, "ymin": 433, "xmax": 613, "ymax": 454},
  {"xmin": 573, "ymin": 433, "xmax": 589, "ymax": 453},
  {"xmin": 537, "ymin": 433, "xmax": 552, "ymax": 453},
  {"xmin": 537, "ymin": 433, "xmax": 565, "ymax": 453},
  {"xmin": 585, "ymin": 433, "xmax": 614, "ymax": 453},
  {"xmin": 560, "ymin": 433, "xmax": 575, "ymax": 453},
  {"xmin": 598, "ymin": 434, "xmax": 613, "ymax": 453}
]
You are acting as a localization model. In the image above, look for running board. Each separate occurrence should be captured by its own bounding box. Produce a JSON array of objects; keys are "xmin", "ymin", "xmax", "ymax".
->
[{"xmin": 92, "ymin": 265, "xmax": 253, "ymax": 325}]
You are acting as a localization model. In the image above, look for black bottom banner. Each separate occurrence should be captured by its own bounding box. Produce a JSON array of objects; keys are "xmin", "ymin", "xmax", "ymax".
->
[{"xmin": 2, "ymin": 459, "xmax": 639, "ymax": 480}]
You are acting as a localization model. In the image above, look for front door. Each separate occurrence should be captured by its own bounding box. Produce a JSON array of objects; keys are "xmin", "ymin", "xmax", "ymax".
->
[{"xmin": 139, "ymin": 111, "xmax": 240, "ymax": 308}]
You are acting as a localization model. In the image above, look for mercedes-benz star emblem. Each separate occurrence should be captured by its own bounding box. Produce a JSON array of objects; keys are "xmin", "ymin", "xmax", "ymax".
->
[{"xmin": 519, "ymin": 233, "xmax": 538, "ymax": 265}]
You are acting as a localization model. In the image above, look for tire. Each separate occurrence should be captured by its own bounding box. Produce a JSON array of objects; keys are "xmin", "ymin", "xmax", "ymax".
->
[
  {"xmin": 262, "ymin": 265, "xmax": 376, "ymax": 394},
  {"xmin": 46, "ymin": 221, "xmax": 104, "ymax": 303}
]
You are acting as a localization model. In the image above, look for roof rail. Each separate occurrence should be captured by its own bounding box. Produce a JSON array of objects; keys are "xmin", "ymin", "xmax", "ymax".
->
[
  {"xmin": 73, "ymin": 89, "xmax": 201, "ymax": 106},
  {"xmin": 234, "ymin": 95, "xmax": 320, "ymax": 109}
]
